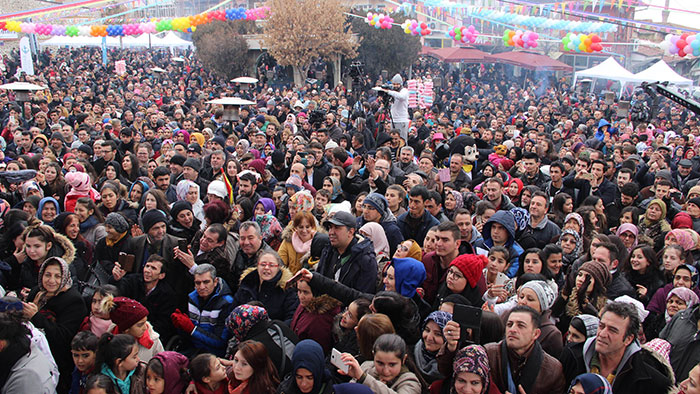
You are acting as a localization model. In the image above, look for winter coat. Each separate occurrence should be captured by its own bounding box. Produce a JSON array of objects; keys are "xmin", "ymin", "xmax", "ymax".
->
[
  {"xmin": 80, "ymin": 218, "xmax": 107, "ymax": 247},
  {"xmin": 538, "ymin": 310, "xmax": 564, "ymax": 359},
  {"xmin": 277, "ymin": 224, "xmax": 322, "ymax": 274},
  {"xmin": 473, "ymin": 210, "xmax": 524, "ymax": 278},
  {"xmin": 240, "ymin": 319, "xmax": 300, "ymax": 378},
  {"xmin": 484, "ymin": 341, "xmax": 565, "ymax": 394},
  {"xmin": 559, "ymin": 337, "xmax": 674, "ymax": 394},
  {"xmin": 660, "ymin": 304, "xmax": 700, "ymax": 382},
  {"xmin": 356, "ymin": 361, "xmax": 422, "ymax": 394},
  {"xmin": 316, "ymin": 236, "xmax": 378, "ymax": 294},
  {"xmin": 18, "ymin": 231, "xmax": 76, "ymax": 291},
  {"xmin": 98, "ymin": 199, "xmax": 138, "ymax": 225},
  {"xmin": 290, "ymin": 294, "xmax": 342, "ymax": 355},
  {"xmin": 27, "ymin": 286, "xmax": 87, "ymax": 392},
  {"xmin": 168, "ymin": 216, "xmax": 202, "ymax": 244},
  {"xmin": 421, "ymin": 252, "xmax": 446, "ymax": 305},
  {"xmin": 397, "ymin": 209, "xmax": 440, "ymax": 248},
  {"xmin": 187, "ymin": 279, "xmax": 235, "ymax": 357},
  {"xmin": 2, "ymin": 342, "xmax": 57, "ymax": 394},
  {"xmin": 627, "ymin": 269, "xmax": 665, "ymax": 306},
  {"xmin": 234, "ymin": 266, "xmax": 299, "ymax": 324},
  {"xmin": 232, "ymin": 241, "xmax": 275, "ymax": 292}
]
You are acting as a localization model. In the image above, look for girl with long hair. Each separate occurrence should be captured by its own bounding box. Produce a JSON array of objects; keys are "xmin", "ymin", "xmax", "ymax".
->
[{"xmin": 228, "ymin": 340, "xmax": 279, "ymax": 394}]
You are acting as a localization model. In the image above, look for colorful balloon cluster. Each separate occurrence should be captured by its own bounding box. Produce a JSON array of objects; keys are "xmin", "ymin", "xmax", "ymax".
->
[
  {"xmin": 446, "ymin": 25, "xmax": 478, "ymax": 44},
  {"xmin": 366, "ymin": 12, "xmax": 393, "ymax": 29},
  {"xmin": 401, "ymin": 19, "xmax": 430, "ymax": 36},
  {"xmin": 660, "ymin": 33, "xmax": 700, "ymax": 57},
  {"xmin": 502, "ymin": 29, "xmax": 538, "ymax": 49},
  {"xmin": 562, "ymin": 32, "xmax": 603, "ymax": 53},
  {"xmin": 471, "ymin": 8, "xmax": 617, "ymax": 33},
  {"xmin": 0, "ymin": 6, "xmax": 270, "ymax": 37}
]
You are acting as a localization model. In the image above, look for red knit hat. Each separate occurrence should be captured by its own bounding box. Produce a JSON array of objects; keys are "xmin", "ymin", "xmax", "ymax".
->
[
  {"xmin": 108, "ymin": 297, "xmax": 149, "ymax": 333},
  {"xmin": 450, "ymin": 254, "xmax": 488, "ymax": 288},
  {"xmin": 672, "ymin": 212, "xmax": 693, "ymax": 229}
]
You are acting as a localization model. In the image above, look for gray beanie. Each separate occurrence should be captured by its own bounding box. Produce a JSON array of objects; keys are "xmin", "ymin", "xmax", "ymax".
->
[
  {"xmin": 183, "ymin": 158, "xmax": 202, "ymax": 172},
  {"xmin": 105, "ymin": 212, "xmax": 129, "ymax": 234},
  {"xmin": 572, "ymin": 314, "xmax": 600, "ymax": 338},
  {"xmin": 391, "ymin": 73, "xmax": 403, "ymax": 85},
  {"xmin": 520, "ymin": 280, "xmax": 557, "ymax": 312}
]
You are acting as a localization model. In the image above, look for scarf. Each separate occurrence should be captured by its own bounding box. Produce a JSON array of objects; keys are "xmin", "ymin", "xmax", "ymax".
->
[
  {"xmin": 79, "ymin": 215, "xmax": 99, "ymax": 233},
  {"xmin": 292, "ymin": 231, "xmax": 313, "ymax": 254},
  {"xmin": 101, "ymin": 363, "xmax": 136, "ymax": 394},
  {"xmin": 414, "ymin": 340, "xmax": 442, "ymax": 382},
  {"xmin": 564, "ymin": 212, "xmax": 585, "ymax": 234},
  {"xmin": 501, "ymin": 339, "xmax": 543, "ymax": 394},
  {"xmin": 558, "ymin": 229, "xmax": 583, "ymax": 263},
  {"xmin": 34, "ymin": 257, "xmax": 73, "ymax": 309},
  {"xmin": 89, "ymin": 316, "xmax": 113, "ymax": 336},
  {"xmin": 452, "ymin": 344, "xmax": 490, "ymax": 394},
  {"xmin": 229, "ymin": 380, "xmax": 248, "ymax": 394},
  {"xmin": 641, "ymin": 199, "xmax": 672, "ymax": 235},
  {"xmin": 106, "ymin": 231, "xmax": 128, "ymax": 247},
  {"xmin": 359, "ymin": 222, "xmax": 390, "ymax": 257},
  {"xmin": 137, "ymin": 325, "xmax": 155, "ymax": 349},
  {"xmin": 615, "ymin": 223, "xmax": 639, "ymax": 252}
]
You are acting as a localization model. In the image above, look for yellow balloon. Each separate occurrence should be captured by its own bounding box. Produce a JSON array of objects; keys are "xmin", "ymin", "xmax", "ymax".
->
[{"xmin": 404, "ymin": 27, "xmax": 411, "ymax": 34}]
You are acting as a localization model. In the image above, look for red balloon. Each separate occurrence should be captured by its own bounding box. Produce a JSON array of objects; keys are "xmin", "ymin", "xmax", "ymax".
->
[
  {"xmin": 679, "ymin": 47, "xmax": 687, "ymax": 57},
  {"xmin": 681, "ymin": 33, "xmax": 689, "ymax": 40},
  {"xmin": 517, "ymin": 38, "xmax": 524, "ymax": 47},
  {"xmin": 591, "ymin": 34, "xmax": 602, "ymax": 43},
  {"xmin": 677, "ymin": 39, "xmax": 687, "ymax": 49},
  {"xmin": 591, "ymin": 43, "xmax": 603, "ymax": 52},
  {"xmin": 420, "ymin": 22, "xmax": 427, "ymax": 29}
]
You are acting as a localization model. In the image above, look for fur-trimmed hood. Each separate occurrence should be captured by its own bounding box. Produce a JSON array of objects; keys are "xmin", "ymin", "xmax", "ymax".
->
[
  {"xmin": 52, "ymin": 231, "xmax": 76, "ymax": 264},
  {"xmin": 305, "ymin": 294, "xmax": 342, "ymax": 315},
  {"xmin": 239, "ymin": 265, "xmax": 294, "ymax": 290}
]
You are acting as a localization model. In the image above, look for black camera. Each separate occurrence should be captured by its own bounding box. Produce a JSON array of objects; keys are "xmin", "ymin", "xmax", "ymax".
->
[
  {"xmin": 377, "ymin": 83, "xmax": 395, "ymax": 104},
  {"xmin": 309, "ymin": 110, "xmax": 326, "ymax": 127}
]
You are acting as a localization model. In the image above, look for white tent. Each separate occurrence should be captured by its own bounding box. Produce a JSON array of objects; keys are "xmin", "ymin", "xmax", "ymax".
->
[
  {"xmin": 40, "ymin": 35, "xmax": 122, "ymax": 47},
  {"xmin": 152, "ymin": 32, "xmax": 193, "ymax": 48},
  {"xmin": 633, "ymin": 60, "xmax": 693, "ymax": 87},
  {"xmin": 573, "ymin": 57, "xmax": 641, "ymax": 96}
]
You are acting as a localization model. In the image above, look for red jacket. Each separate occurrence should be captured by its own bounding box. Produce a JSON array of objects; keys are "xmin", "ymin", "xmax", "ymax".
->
[{"xmin": 290, "ymin": 295, "xmax": 341, "ymax": 355}]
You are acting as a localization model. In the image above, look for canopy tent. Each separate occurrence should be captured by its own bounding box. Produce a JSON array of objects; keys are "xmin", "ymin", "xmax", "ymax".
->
[
  {"xmin": 487, "ymin": 51, "xmax": 572, "ymax": 72},
  {"xmin": 426, "ymin": 46, "xmax": 492, "ymax": 63},
  {"xmin": 40, "ymin": 32, "xmax": 192, "ymax": 48},
  {"xmin": 633, "ymin": 60, "xmax": 693, "ymax": 87},
  {"xmin": 573, "ymin": 57, "xmax": 640, "ymax": 96}
]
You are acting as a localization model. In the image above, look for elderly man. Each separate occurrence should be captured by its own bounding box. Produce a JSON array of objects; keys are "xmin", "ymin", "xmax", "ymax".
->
[
  {"xmin": 170, "ymin": 264, "xmax": 234, "ymax": 357},
  {"xmin": 175, "ymin": 223, "xmax": 232, "ymax": 291}
]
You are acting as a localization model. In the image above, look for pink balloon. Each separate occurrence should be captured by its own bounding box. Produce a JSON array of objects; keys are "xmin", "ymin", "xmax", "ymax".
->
[{"xmin": 531, "ymin": 41, "xmax": 538, "ymax": 48}]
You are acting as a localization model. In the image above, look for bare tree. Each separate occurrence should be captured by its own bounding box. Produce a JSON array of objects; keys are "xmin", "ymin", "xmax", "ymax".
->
[
  {"xmin": 193, "ymin": 20, "xmax": 256, "ymax": 80},
  {"xmin": 263, "ymin": 0, "xmax": 358, "ymax": 86}
]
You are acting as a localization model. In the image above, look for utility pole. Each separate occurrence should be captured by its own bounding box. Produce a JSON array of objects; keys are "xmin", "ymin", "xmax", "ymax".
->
[{"xmin": 662, "ymin": 0, "xmax": 670, "ymax": 24}]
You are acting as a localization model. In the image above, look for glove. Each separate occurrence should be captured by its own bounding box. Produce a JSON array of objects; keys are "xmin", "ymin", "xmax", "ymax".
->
[{"xmin": 171, "ymin": 309, "xmax": 195, "ymax": 334}]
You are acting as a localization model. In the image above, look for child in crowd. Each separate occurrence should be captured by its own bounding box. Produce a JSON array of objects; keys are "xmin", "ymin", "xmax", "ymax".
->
[
  {"xmin": 80, "ymin": 285, "xmax": 119, "ymax": 337},
  {"xmin": 190, "ymin": 353, "xmax": 230, "ymax": 394},
  {"xmin": 144, "ymin": 351, "xmax": 190, "ymax": 394},
  {"xmin": 70, "ymin": 331, "xmax": 98, "ymax": 394}
]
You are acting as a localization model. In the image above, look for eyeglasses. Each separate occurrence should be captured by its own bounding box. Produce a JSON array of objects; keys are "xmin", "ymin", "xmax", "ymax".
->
[
  {"xmin": 397, "ymin": 244, "xmax": 409, "ymax": 252},
  {"xmin": 259, "ymin": 262, "xmax": 279, "ymax": 268},
  {"xmin": 447, "ymin": 268, "xmax": 464, "ymax": 279}
]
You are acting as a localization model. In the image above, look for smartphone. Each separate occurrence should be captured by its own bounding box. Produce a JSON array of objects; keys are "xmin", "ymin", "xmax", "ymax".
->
[
  {"xmin": 453, "ymin": 304, "xmax": 483, "ymax": 346},
  {"xmin": 438, "ymin": 168, "xmax": 451, "ymax": 182},
  {"xmin": 178, "ymin": 239, "xmax": 188, "ymax": 253},
  {"xmin": 494, "ymin": 275, "xmax": 508, "ymax": 287},
  {"xmin": 286, "ymin": 270, "xmax": 305, "ymax": 288},
  {"xmin": 118, "ymin": 253, "xmax": 136, "ymax": 273},
  {"xmin": 331, "ymin": 348, "xmax": 349, "ymax": 374}
]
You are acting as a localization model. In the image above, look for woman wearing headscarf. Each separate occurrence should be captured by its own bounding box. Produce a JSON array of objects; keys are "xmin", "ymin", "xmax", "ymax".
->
[
  {"xmin": 278, "ymin": 340, "xmax": 335, "ymax": 394},
  {"xmin": 414, "ymin": 311, "xmax": 452, "ymax": 384},
  {"xmin": 638, "ymin": 199, "xmax": 672, "ymax": 250},
  {"xmin": 358, "ymin": 192, "xmax": 404, "ymax": 255},
  {"xmin": 255, "ymin": 213, "xmax": 284, "ymax": 251},
  {"xmin": 225, "ymin": 305, "xmax": 299, "ymax": 378},
  {"xmin": 359, "ymin": 222, "xmax": 391, "ymax": 289},
  {"xmin": 37, "ymin": 196, "xmax": 60, "ymax": 226},
  {"xmin": 567, "ymin": 373, "xmax": 613, "ymax": 394},
  {"xmin": 557, "ymin": 229, "xmax": 584, "ymax": 270},
  {"xmin": 24, "ymin": 257, "xmax": 87, "ymax": 392},
  {"xmin": 324, "ymin": 176, "xmax": 345, "ymax": 203},
  {"xmin": 176, "ymin": 179, "xmax": 205, "ymax": 225},
  {"xmin": 430, "ymin": 344, "xmax": 496, "ymax": 394},
  {"xmin": 443, "ymin": 190, "xmax": 464, "ymax": 222},
  {"xmin": 616, "ymin": 223, "xmax": 639, "ymax": 254},
  {"xmin": 284, "ymin": 190, "xmax": 315, "ymax": 227}
]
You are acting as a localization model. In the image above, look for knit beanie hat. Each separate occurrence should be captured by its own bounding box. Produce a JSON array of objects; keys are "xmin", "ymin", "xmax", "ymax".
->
[
  {"xmin": 571, "ymin": 314, "xmax": 600, "ymax": 338},
  {"xmin": 65, "ymin": 171, "xmax": 91, "ymax": 193},
  {"xmin": 105, "ymin": 212, "xmax": 129, "ymax": 233},
  {"xmin": 672, "ymin": 212, "xmax": 693, "ymax": 229},
  {"xmin": 579, "ymin": 261, "xmax": 612, "ymax": 290},
  {"xmin": 363, "ymin": 193, "xmax": 388, "ymax": 215},
  {"xmin": 104, "ymin": 297, "xmax": 149, "ymax": 333},
  {"xmin": 141, "ymin": 209, "xmax": 167, "ymax": 233},
  {"xmin": 520, "ymin": 280, "xmax": 557, "ymax": 312},
  {"xmin": 170, "ymin": 200, "xmax": 193, "ymax": 220},
  {"xmin": 687, "ymin": 197, "xmax": 700, "ymax": 210},
  {"xmin": 450, "ymin": 254, "xmax": 488, "ymax": 288},
  {"xmin": 183, "ymin": 158, "xmax": 202, "ymax": 172},
  {"xmin": 405, "ymin": 240, "xmax": 423, "ymax": 261}
]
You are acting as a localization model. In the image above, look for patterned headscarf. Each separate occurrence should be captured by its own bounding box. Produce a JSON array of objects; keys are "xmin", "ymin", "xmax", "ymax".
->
[
  {"xmin": 424, "ymin": 311, "xmax": 452, "ymax": 334},
  {"xmin": 36, "ymin": 257, "xmax": 73, "ymax": 308},
  {"xmin": 449, "ymin": 190, "xmax": 464, "ymax": 212},
  {"xmin": 510, "ymin": 207, "xmax": 530, "ymax": 232},
  {"xmin": 564, "ymin": 212, "xmax": 585, "ymax": 234},
  {"xmin": 452, "ymin": 345, "xmax": 490, "ymax": 394},
  {"xmin": 558, "ymin": 229, "xmax": 583, "ymax": 258},
  {"xmin": 615, "ymin": 223, "xmax": 638, "ymax": 252},
  {"xmin": 225, "ymin": 305, "xmax": 269, "ymax": 351},
  {"xmin": 289, "ymin": 190, "xmax": 314, "ymax": 213},
  {"xmin": 665, "ymin": 229, "xmax": 696, "ymax": 252},
  {"xmin": 176, "ymin": 179, "xmax": 199, "ymax": 202},
  {"xmin": 255, "ymin": 213, "xmax": 283, "ymax": 245}
]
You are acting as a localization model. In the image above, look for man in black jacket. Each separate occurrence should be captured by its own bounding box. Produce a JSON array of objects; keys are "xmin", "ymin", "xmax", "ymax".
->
[
  {"xmin": 111, "ymin": 255, "xmax": 177, "ymax": 343},
  {"xmin": 560, "ymin": 302, "xmax": 673, "ymax": 394},
  {"xmin": 316, "ymin": 211, "xmax": 377, "ymax": 294}
]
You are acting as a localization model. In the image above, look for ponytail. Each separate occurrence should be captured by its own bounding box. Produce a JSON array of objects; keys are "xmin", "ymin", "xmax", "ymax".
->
[{"xmin": 96, "ymin": 333, "xmax": 136, "ymax": 371}]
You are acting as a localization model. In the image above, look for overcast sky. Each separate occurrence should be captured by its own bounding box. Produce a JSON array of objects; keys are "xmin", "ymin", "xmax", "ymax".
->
[{"xmin": 634, "ymin": 0, "xmax": 700, "ymax": 30}]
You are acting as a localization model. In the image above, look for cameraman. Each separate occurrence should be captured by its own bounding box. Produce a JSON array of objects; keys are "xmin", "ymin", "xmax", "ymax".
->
[{"xmin": 380, "ymin": 74, "xmax": 410, "ymax": 143}]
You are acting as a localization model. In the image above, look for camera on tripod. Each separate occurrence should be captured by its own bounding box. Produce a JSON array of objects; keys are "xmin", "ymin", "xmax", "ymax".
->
[{"xmin": 376, "ymin": 83, "xmax": 395, "ymax": 104}]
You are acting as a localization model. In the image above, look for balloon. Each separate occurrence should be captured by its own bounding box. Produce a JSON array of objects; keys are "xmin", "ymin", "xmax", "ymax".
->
[{"xmin": 677, "ymin": 39, "xmax": 687, "ymax": 49}]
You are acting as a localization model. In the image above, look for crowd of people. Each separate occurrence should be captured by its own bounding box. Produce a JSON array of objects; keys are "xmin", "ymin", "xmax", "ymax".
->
[{"xmin": 0, "ymin": 45, "xmax": 699, "ymax": 394}]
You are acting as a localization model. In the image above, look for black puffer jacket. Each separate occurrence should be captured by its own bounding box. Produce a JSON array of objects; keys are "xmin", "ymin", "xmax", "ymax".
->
[
  {"xmin": 315, "ymin": 236, "xmax": 378, "ymax": 294},
  {"xmin": 233, "ymin": 267, "xmax": 299, "ymax": 324}
]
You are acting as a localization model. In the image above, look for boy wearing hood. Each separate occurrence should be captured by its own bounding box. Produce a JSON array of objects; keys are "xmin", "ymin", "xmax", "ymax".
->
[{"xmin": 473, "ymin": 210, "xmax": 524, "ymax": 278}]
